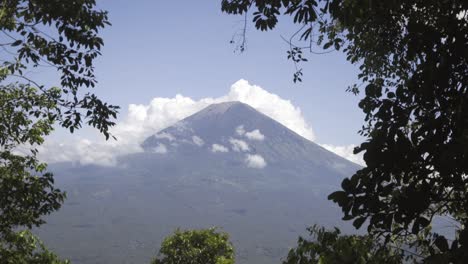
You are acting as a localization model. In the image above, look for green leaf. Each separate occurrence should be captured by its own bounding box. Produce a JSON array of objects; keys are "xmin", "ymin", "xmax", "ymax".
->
[
  {"xmin": 12, "ymin": 40, "xmax": 23, "ymax": 46},
  {"xmin": 323, "ymin": 41, "xmax": 333, "ymax": 49},
  {"xmin": 328, "ymin": 191, "xmax": 347, "ymax": 203},
  {"xmin": 434, "ymin": 236, "xmax": 449, "ymax": 252},
  {"xmin": 353, "ymin": 217, "xmax": 366, "ymax": 229}
]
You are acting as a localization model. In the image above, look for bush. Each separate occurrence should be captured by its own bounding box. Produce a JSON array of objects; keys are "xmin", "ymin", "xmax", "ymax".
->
[{"xmin": 151, "ymin": 227, "xmax": 235, "ymax": 264}]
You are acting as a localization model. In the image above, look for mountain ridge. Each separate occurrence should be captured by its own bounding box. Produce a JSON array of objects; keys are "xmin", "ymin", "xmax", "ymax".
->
[
  {"xmin": 36, "ymin": 100, "xmax": 360, "ymax": 264},
  {"xmin": 141, "ymin": 101, "xmax": 359, "ymax": 172}
]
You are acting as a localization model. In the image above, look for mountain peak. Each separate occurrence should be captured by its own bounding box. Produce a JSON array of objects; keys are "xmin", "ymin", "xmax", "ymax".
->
[
  {"xmin": 210, "ymin": 101, "xmax": 243, "ymax": 107},
  {"xmin": 42, "ymin": 100, "xmax": 361, "ymax": 263},
  {"xmin": 175, "ymin": 101, "xmax": 259, "ymax": 126},
  {"xmin": 141, "ymin": 101, "xmax": 359, "ymax": 172},
  {"xmin": 196, "ymin": 101, "xmax": 251, "ymax": 116}
]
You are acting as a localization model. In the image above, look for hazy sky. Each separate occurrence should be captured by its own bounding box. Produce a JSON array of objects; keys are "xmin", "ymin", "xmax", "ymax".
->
[{"xmin": 34, "ymin": 1, "xmax": 366, "ymax": 164}]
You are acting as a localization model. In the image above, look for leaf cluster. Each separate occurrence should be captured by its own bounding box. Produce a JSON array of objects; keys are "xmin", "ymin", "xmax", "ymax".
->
[
  {"xmin": 283, "ymin": 225, "xmax": 403, "ymax": 264},
  {"xmin": 0, "ymin": 0, "xmax": 119, "ymax": 138},
  {"xmin": 222, "ymin": 0, "xmax": 342, "ymax": 82},
  {"xmin": 222, "ymin": 0, "xmax": 468, "ymax": 262},
  {"xmin": 0, "ymin": 230, "xmax": 69, "ymax": 264},
  {"xmin": 151, "ymin": 228, "xmax": 235, "ymax": 264},
  {"xmin": 1, "ymin": 0, "xmax": 117, "ymax": 262},
  {"xmin": 326, "ymin": 1, "xmax": 468, "ymax": 261}
]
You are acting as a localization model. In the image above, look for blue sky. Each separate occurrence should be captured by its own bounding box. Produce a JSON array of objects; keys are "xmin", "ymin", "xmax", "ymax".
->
[
  {"xmin": 36, "ymin": 1, "xmax": 366, "ymax": 164},
  {"xmin": 97, "ymin": 1, "xmax": 364, "ymax": 144}
]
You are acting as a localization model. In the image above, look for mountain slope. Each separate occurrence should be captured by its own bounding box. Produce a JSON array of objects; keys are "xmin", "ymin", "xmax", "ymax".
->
[
  {"xmin": 37, "ymin": 101, "xmax": 360, "ymax": 264},
  {"xmin": 142, "ymin": 101, "xmax": 356, "ymax": 174}
]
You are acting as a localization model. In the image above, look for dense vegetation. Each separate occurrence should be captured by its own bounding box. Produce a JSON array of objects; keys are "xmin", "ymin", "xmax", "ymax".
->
[
  {"xmin": 1, "ymin": 0, "xmax": 466, "ymax": 263},
  {"xmin": 151, "ymin": 228, "xmax": 235, "ymax": 264},
  {"xmin": 0, "ymin": 0, "xmax": 117, "ymax": 262},
  {"xmin": 221, "ymin": 0, "xmax": 467, "ymax": 262},
  {"xmin": 283, "ymin": 225, "xmax": 403, "ymax": 264},
  {"xmin": 151, "ymin": 226, "xmax": 405, "ymax": 264}
]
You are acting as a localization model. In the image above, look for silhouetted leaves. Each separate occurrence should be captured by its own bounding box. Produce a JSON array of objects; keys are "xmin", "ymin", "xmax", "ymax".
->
[
  {"xmin": 283, "ymin": 225, "xmax": 403, "ymax": 264},
  {"xmin": 1, "ymin": 0, "xmax": 119, "ymax": 136},
  {"xmin": 1, "ymin": 0, "xmax": 116, "ymax": 262},
  {"xmin": 221, "ymin": 0, "xmax": 468, "ymax": 262}
]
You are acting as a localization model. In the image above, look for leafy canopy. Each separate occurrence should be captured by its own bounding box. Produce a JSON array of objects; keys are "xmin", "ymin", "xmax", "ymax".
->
[
  {"xmin": 283, "ymin": 225, "xmax": 403, "ymax": 264},
  {"xmin": 0, "ymin": 0, "xmax": 117, "ymax": 261},
  {"xmin": 222, "ymin": 0, "xmax": 468, "ymax": 262},
  {"xmin": 0, "ymin": 0, "xmax": 119, "ymax": 137},
  {"xmin": 151, "ymin": 228, "xmax": 235, "ymax": 264},
  {"xmin": 0, "ymin": 230, "xmax": 70, "ymax": 264}
]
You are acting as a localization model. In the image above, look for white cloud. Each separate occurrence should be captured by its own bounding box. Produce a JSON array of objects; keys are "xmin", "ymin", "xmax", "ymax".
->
[
  {"xmin": 36, "ymin": 139, "xmax": 120, "ymax": 166},
  {"xmin": 117, "ymin": 79, "xmax": 314, "ymax": 146},
  {"xmin": 153, "ymin": 143, "xmax": 168, "ymax": 154},
  {"xmin": 39, "ymin": 79, "xmax": 315, "ymax": 166},
  {"xmin": 211, "ymin": 144, "xmax": 229, "ymax": 153},
  {"xmin": 245, "ymin": 154, "xmax": 267, "ymax": 169},
  {"xmin": 192, "ymin": 135, "xmax": 204, "ymax": 146},
  {"xmin": 320, "ymin": 144, "xmax": 365, "ymax": 166},
  {"xmin": 229, "ymin": 138, "xmax": 250, "ymax": 152},
  {"xmin": 154, "ymin": 132, "xmax": 175, "ymax": 141},
  {"xmin": 244, "ymin": 129, "xmax": 265, "ymax": 141},
  {"xmin": 227, "ymin": 80, "xmax": 315, "ymax": 141},
  {"xmin": 236, "ymin": 125, "xmax": 245, "ymax": 136}
]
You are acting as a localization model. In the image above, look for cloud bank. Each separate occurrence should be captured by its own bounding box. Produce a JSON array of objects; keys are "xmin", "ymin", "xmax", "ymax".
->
[
  {"xmin": 114, "ymin": 79, "xmax": 315, "ymax": 148},
  {"xmin": 36, "ymin": 79, "xmax": 362, "ymax": 166},
  {"xmin": 39, "ymin": 79, "xmax": 315, "ymax": 165}
]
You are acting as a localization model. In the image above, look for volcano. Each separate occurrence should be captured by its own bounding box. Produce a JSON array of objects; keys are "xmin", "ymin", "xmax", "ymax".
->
[{"xmin": 37, "ymin": 101, "xmax": 360, "ymax": 264}]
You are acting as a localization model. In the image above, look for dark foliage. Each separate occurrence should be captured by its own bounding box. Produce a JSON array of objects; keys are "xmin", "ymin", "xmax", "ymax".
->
[
  {"xmin": 222, "ymin": 0, "xmax": 468, "ymax": 262},
  {"xmin": 283, "ymin": 225, "xmax": 403, "ymax": 264},
  {"xmin": 0, "ymin": 0, "xmax": 117, "ymax": 261}
]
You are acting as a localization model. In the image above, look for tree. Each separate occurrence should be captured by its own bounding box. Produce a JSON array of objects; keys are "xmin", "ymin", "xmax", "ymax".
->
[
  {"xmin": 0, "ymin": 230, "xmax": 70, "ymax": 264},
  {"xmin": 151, "ymin": 228, "xmax": 235, "ymax": 264},
  {"xmin": 0, "ymin": 0, "xmax": 118, "ymax": 261},
  {"xmin": 283, "ymin": 225, "xmax": 403, "ymax": 264},
  {"xmin": 221, "ymin": 0, "xmax": 468, "ymax": 262}
]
